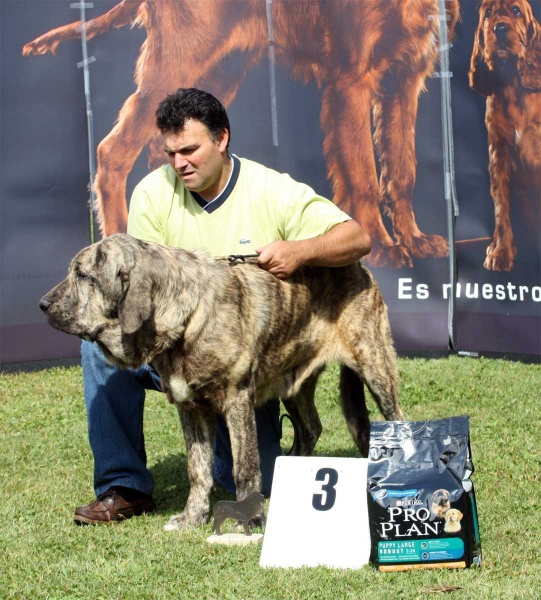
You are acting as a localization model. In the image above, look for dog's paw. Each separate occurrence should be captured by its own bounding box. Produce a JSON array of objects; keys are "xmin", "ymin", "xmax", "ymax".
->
[
  {"xmin": 163, "ymin": 511, "xmax": 209, "ymax": 531},
  {"xmin": 406, "ymin": 233, "xmax": 449, "ymax": 259},
  {"xmin": 484, "ymin": 241, "xmax": 516, "ymax": 271},
  {"xmin": 365, "ymin": 243, "xmax": 413, "ymax": 269},
  {"xmin": 22, "ymin": 35, "xmax": 62, "ymax": 56}
]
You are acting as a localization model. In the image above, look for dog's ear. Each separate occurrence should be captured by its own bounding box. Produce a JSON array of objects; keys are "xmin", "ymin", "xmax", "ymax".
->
[
  {"xmin": 519, "ymin": 19, "xmax": 541, "ymax": 89},
  {"xmin": 118, "ymin": 265, "xmax": 153, "ymax": 335},
  {"xmin": 469, "ymin": 23, "xmax": 494, "ymax": 96}
]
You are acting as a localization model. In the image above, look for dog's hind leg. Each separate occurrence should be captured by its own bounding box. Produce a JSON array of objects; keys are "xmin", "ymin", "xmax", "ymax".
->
[
  {"xmin": 340, "ymin": 346, "xmax": 402, "ymax": 456},
  {"xmin": 164, "ymin": 404, "xmax": 216, "ymax": 531},
  {"xmin": 94, "ymin": 90, "xmax": 161, "ymax": 235},
  {"xmin": 320, "ymin": 76, "xmax": 413, "ymax": 268},
  {"xmin": 373, "ymin": 73, "xmax": 449, "ymax": 260},
  {"xmin": 339, "ymin": 365, "xmax": 371, "ymax": 457},
  {"xmin": 281, "ymin": 371, "xmax": 323, "ymax": 456}
]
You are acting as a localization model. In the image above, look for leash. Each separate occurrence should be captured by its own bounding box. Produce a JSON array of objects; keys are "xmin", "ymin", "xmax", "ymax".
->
[
  {"xmin": 279, "ymin": 413, "xmax": 298, "ymax": 456},
  {"xmin": 222, "ymin": 254, "xmax": 259, "ymax": 263}
]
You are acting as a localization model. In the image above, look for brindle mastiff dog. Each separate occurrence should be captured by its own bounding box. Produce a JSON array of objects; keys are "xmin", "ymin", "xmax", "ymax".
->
[{"xmin": 39, "ymin": 233, "xmax": 403, "ymax": 531}]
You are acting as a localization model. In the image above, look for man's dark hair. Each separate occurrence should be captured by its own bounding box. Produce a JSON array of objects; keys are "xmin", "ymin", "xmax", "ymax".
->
[{"xmin": 156, "ymin": 88, "xmax": 230, "ymax": 148}]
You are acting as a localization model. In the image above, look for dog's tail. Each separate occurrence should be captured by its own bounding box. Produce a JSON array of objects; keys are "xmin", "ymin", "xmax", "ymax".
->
[{"xmin": 339, "ymin": 366, "xmax": 371, "ymax": 456}]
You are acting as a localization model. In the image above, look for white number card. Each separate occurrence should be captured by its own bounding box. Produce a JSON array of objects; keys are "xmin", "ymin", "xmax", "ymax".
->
[{"xmin": 260, "ymin": 456, "xmax": 371, "ymax": 569}]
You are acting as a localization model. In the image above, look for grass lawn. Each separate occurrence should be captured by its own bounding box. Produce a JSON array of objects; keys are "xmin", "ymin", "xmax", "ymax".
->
[{"xmin": 1, "ymin": 356, "xmax": 540, "ymax": 599}]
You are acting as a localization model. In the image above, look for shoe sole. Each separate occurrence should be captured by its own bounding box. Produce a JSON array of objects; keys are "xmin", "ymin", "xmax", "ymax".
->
[
  {"xmin": 74, "ymin": 515, "xmax": 117, "ymax": 525},
  {"xmin": 73, "ymin": 508, "xmax": 155, "ymax": 525}
]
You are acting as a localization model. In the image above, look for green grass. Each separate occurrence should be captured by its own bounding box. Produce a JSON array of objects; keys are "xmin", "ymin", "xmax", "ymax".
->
[{"xmin": 1, "ymin": 356, "xmax": 540, "ymax": 599}]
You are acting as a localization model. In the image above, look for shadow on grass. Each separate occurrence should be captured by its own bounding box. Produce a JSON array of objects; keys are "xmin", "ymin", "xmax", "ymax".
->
[
  {"xmin": 149, "ymin": 453, "xmax": 235, "ymax": 516},
  {"xmin": 149, "ymin": 440, "xmax": 361, "ymax": 520},
  {"xmin": 312, "ymin": 446, "xmax": 361, "ymax": 458}
]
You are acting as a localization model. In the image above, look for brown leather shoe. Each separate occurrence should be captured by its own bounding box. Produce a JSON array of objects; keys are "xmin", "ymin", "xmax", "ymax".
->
[{"xmin": 74, "ymin": 488, "xmax": 156, "ymax": 525}]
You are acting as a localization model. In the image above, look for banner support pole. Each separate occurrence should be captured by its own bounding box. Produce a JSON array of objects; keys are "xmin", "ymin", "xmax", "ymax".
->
[
  {"xmin": 72, "ymin": 2, "xmax": 97, "ymax": 244},
  {"xmin": 435, "ymin": 2, "xmax": 458, "ymax": 352},
  {"xmin": 266, "ymin": 0, "xmax": 279, "ymax": 170}
]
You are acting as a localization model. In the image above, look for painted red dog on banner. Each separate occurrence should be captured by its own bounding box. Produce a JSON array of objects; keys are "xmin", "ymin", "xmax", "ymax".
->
[
  {"xmin": 23, "ymin": 0, "xmax": 459, "ymax": 268},
  {"xmin": 469, "ymin": 0, "xmax": 541, "ymax": 271}
]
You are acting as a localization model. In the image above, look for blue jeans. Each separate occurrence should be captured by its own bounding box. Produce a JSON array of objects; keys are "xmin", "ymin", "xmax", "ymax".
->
[{"xmin": 81, "ymin": 341, "xmax": 282, "ymax": 498}]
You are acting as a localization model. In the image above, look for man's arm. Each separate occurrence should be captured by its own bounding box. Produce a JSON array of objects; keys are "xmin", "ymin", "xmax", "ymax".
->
[
  {"xmin": 127, "ymin": 185, "xmax": 167, "ymax": 245},
  {"xmin": 256, "ymin": 219, "xmax": 371, "ymax": 279}
]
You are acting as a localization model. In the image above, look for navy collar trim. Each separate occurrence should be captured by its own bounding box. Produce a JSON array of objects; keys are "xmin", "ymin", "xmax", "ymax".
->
[{"xmin": 191, "ymin": 155, "xmax": 240, "ymax": 214}]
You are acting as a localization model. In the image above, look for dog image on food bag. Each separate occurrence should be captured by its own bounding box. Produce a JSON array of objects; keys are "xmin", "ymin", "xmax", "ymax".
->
[
  {"xmin": 444, "ymin": 509, "xmax": 464, "ymax": 533},
  {"xmin": 430, "ymin": 489, "xmax": 452, "ymax": 519}
]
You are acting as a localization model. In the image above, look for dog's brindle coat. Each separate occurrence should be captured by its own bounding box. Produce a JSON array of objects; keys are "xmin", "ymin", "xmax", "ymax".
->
[{"xmin": 39, "ymin": 234, "xmax": 403, "ymax": 530}]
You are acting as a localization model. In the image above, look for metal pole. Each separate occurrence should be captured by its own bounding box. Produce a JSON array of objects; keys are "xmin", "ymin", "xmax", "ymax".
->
[
  {"xmin": 72, "ymin": 2, "xmax": 97, "ymax": 244},
  {"xmin": 266, "ymin": 0, "xmax": 279, "ymax": 168},
  {"xmin": 435, "ymin": 1, "xmax": 459, "ymax": 352}
]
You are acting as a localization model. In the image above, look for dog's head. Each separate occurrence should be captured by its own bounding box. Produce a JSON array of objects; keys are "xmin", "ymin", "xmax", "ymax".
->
[
  {"xmin": 445, "ymin": 508, "xmax": 463, "ymax": 523},
  {"xmin": 469, "ymin": 0, "xmax": 541, "ymax": 94},
  {"xmin": 39, "ymin": 234, "xmax": 186, "ymax": 368},
  {"xmin": 430, "ymin": 489, "xmax": 451, "ymax": 518},
  {"xmin": 443, "ymin": 508, "xmax": 464, "ymax": 532}
]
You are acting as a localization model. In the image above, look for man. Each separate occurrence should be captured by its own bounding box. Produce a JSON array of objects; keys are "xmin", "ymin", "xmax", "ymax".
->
[{"xmin": 76, "ymin": 88, "xmax": 371, "ymax": 524}]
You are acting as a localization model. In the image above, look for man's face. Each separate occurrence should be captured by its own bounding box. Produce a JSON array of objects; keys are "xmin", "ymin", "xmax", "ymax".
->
[{"xmin": 163, "ymin": 119, "xmax": 229, "ymax": 199}]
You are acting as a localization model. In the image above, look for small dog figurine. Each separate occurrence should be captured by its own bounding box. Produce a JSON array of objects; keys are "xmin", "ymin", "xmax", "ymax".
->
[{"xmin": 212, "ymin": 492, "xmax": 265, "ymax": 536}]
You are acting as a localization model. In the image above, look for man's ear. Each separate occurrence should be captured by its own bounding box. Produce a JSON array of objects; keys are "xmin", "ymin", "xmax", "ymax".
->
[{"xmin": 217, "ymin": 127, "xmax": 229, "ymax": 153}]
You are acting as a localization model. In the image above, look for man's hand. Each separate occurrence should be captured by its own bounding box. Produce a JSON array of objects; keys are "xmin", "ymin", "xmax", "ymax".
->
[
  {"xmin": 256, "ymin": 220, "xmax": 371, "ymax": 279},
  {"xmin": 256, "ymin": 240, "xmax": 303, "ymax": 279}
]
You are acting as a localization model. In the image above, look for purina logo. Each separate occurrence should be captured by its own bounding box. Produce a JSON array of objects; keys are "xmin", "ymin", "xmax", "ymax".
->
[{"xmin": 239, "ymin": 238, "xmax": 251, "ymax": 245}]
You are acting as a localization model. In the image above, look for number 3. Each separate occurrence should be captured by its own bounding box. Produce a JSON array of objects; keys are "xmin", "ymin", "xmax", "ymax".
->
[{"xmin": 312, "ymin": 468, "xmax": 338, "ymax": 511}]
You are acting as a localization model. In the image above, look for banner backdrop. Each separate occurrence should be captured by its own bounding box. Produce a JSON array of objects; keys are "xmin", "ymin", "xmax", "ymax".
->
[
  {"xmin": 451, "ymin": 0, "xmax": 541, "ymax": 357},
  {"xmin": 1, "ymin": 0, "xmax": 539, "ymax": 365},
  {"xmin": 1, "ymin": 1, "xmax": 90, "ymax": 364}
]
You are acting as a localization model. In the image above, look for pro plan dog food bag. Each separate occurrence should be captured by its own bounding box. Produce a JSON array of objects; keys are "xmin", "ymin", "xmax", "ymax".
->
[{"xmin": 367, "ymin": 416, "xmax": 482, "ymax": 571}]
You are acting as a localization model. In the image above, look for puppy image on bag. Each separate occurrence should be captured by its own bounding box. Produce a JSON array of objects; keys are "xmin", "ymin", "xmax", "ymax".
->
[
  {"xmin": 444, "ymin": 509, "xmax": 464, "ymax": 534},
  {"xmin": 367, "ymin": 416, "xmax": 482, "ymax": 571},
  {"xmin": 430, "ymin": 489, "xmax": 451, "ymax": 519}
]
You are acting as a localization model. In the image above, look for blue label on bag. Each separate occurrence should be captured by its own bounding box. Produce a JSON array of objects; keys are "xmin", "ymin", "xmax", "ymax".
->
[
  {"xmin": 377, "ymin": 538, "xmax": 465, "ymax": 563},
  {"xmin": 386, "ymin": 489, "xmax": 418, "ymax": 498}
]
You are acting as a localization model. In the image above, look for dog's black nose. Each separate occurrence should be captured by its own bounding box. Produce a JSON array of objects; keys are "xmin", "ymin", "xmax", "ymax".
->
[
  {"xmin": 39, "ymin": 298, "xmax": 51, "ymax": 312},
  {"xmin": 494, "ymin": 22, "xmax": 509, "ymax": 39}
]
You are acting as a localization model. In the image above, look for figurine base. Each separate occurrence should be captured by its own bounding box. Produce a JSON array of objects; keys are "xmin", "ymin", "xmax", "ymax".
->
[{"xmin": 207, "ymin": 533, "xmax": 264, "ymax": 546}]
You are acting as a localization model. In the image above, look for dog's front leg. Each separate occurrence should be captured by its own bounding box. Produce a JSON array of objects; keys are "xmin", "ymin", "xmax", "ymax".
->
[
  {"xmin": 164, "ymin": 403, "xmax": 216, "ymax": 531},
  {"xmin": 223, "ymin": 390, "xmax": 262, "ymax": 501},
  {"xmin": 223, "ymin": 390, "xmax": 265, "ymax": 527},
  {"xmin": 484, "ymin": 118, "xmax": 516, "ymax": 271}
]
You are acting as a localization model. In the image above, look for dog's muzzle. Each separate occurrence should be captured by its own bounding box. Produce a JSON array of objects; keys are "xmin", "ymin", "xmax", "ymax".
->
[
  {"xmin": 39, "ymin": 298, "xmax": 51, "ymax": 313},
  {"xmin": 494, "ymin": 22, "xmax": 509, "ymax": 42}
]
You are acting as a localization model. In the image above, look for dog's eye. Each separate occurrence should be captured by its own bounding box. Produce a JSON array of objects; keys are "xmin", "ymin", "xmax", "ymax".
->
[
  {"xmin": 512, "ymin": 6, "xmax": 521, "ymax": 16},
  {"xmin": 77, "ymin": 273, "xmax": 92, "ymax": 283},
  {"xmin": 485, "ymin": 8, "xmax": 492, "ymax": 18}
]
